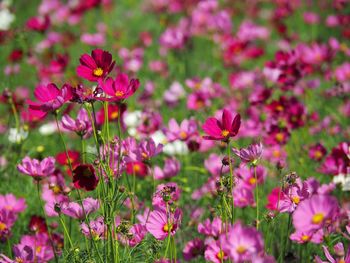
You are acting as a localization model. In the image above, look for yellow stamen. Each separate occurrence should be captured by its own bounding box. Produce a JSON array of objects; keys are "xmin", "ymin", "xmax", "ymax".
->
[
  {"xmin": 301, "ymin": 235, "xmax": 310, "ymax": 242},
  {"xmin": 216, "ymin": 250, "xmax": 225, "ymax": 260},
  {"xmin": 93, "ymin": 67, "xmax": 103, "ymax": 77},
  {"xmin": 163, "ymin": 223, "xmax": 173, "ymax": 232},
  {"xmin": 221, "ymin": 130, "xmax": 229, "ymax": 137},
  {"xmin": 179, "ymin": 131, "xmax": 187, "ymax": 140},
  {"xmin": 110, "ymin": 111, "xmax": 119, "ymax": 119},
  {"xmin": 249, "ymin": 177, "xmax": 257, "ymax": 185},
  {"xmin": 236, "ymin": 245, "xmax": 247, "ymax": 254},
  {"xmin": 292, "ymin": 196, "xmax": 300, "ymax": 204},
  {"xmin": 115, "ymin": 91, "xmax": 125, "ymax": 97},
  {"xmin": 275, "ymin": 133, "xmax": 284, "ymax": 142},
  {"xmin": 133, "ymin": 164, "xmax": 141, "ymax": 173},
  {"xmin": 314, "ymin": 150, "xmax": 323, "ymax": 159},
  {"xmin": 0, "ymin": 222, "xmax": 7, "ymax": 231},
  {"xmin": 312, "ymin": 213, "xmax": 324, "ymax": 224},
  {"xmin": 36, "ymin": 246, "xmax": 42, "ymax": 253}
]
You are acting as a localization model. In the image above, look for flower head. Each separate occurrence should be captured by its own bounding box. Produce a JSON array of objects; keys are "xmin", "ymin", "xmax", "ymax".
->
[
  {"xmin": 202, "ymin": 109, "xmax": 241, "ymax": 141},
  {"xmin": 233, "ymin": 142, "xmax": 263, "ymax": 165},
  {"xmin": 76, "ymin": 49, "xmax": 115, "ymax": 82},
  {"xmin": 72, "ymin": 164, "xmax": 99, "ymax": 191},
  {"xmin": 17, "ymin": 156, "xmax": 55, "ymax": 179},
  {"xmin": 100, "ymin": 73, "xmax": 140, "ymax": 101}
]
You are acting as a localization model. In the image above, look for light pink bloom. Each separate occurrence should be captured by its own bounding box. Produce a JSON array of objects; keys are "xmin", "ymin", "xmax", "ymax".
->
[{"xmin": 17, "ymin": 157, "xmax": 55, "ymax": 179}]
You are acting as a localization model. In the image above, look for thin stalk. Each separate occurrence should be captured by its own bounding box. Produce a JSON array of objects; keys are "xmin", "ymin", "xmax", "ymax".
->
[
  {"xmin": 59, "ymin": 215, "xmax": 74, "ymax": 249},
  {"xmin": 226, "ymin": 141, "xmax": 235, "ymax": 223},
  {"xmin": 36, "ymin": 182, "xmax": 59, "ymax": 263},
  {"xmin": 254, "ymin": 165, "xmax": 259, "ymax": 229}
]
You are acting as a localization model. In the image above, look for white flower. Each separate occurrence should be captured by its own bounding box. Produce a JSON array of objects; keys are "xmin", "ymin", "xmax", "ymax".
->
[
  {"xmin": 39, "ymin": 122, "xmax": 57, "ymax": 135},
  {"xmin": 124, "ymin": 111, "xmax": 142, "ymax": 128},
  {"xmin": 150, "ymin": 130, "xmax": 167, "ymax": 145},
  {"xmin": 333, "ymin": 173, "xmax": 350, "ymax": 191},
  {"xmin": 0, "ymin": 9, "xmax": 15, "ymax": 31},
  {"xmin": 8, "ymin": 128, "xmax": 28, "ymax": 143},
  {"xmin": 163, "ymin": 140, "xmax": 189, "ymax": 156}
]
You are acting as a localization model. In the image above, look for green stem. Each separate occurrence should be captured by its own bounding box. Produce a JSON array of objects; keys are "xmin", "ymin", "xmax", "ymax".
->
[
  {"xmin": 59, "ymin": 215, "xmax": 73, "ymax": 249},
  {"xmin": 36, "ymin": 182, "xmax": 59, "ymax": 263},
  {"xmin": 254, "ymin": 165, "xmax": 259, "ymax": 229},
  {"xmin": 227, "ymin": 141, "xmax": 235, "ymax": 224}
]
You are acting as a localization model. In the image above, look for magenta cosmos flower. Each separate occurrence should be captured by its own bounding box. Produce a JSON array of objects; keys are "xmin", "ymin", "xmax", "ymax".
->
[
  {"xmin": 76, "ymin": 49, "xmax": 115, "ymax": 82},
  {"xmin": 146, "ymin": 208, "xmax": 182, "ymax": 240},
  {"xmin": 100, "ymin": 73, "xmax": 140, "ymax": 101},
  {"xmin": 202, "ymin": 109, "xmax": 241, "ymax": 141},
  {"xmin": 17, "ymin": 157, "xmax": 55, "ymax": 179},
  {"xmin": 292, "ymin": 194, "xmax": 339, "ymax": 232},
  {"xmin": 27, "ymin": 83, "xmax": 73, "ymax": 114}
]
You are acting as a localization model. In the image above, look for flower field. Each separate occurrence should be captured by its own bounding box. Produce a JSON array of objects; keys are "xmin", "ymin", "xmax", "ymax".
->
[{"xmin": 0, "ymin": 0, "xmax": 349, "ymax": 262}]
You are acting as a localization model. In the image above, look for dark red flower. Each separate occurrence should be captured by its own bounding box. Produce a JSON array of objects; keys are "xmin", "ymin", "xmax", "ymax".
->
[
  {"xmin": 28, "ymin": 215, "xmax": 47, "ymax": 234},
  {"xmin": 76, "ymin": 49, "xmax": 115, "ymax": 82},
  {"xmin": 73, "ymin": 164, "xmax": 99, "ymax": 191}
]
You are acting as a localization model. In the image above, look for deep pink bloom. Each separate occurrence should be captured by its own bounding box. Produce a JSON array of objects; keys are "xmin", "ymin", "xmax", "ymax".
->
[
  {"xmin": 26, "ymin": 16, "xmax": 50, "ymax": 32},
  {"xmin": 198, "ymin": 217, "xmax": 223, "ymax": 238},
  {"xmin": 76, "ymin": 49, "xmax": 115, "ymax": 82},
  {"xmin": 146, "ymin": 208, "xmax": 182, "ymax": 240},
  {"xmin": 292, "ymin": 195, "xmax": 339, "ymax": 232},
  {"xmin": 100, "ymin": 73, "xmax": 140, "ymax": 101},
  {"xmin": 309, "ymin": 143, "xmax": 327, "ymax": 161},
  {"xmin": 125, "ymin": 161, "xmax": 148, "ymax": 178},
  {"xmin": 27, "ymin": 83, "xmax": 73, "ymax": 114},
  {"xmin": 290, "ymin": 229, "xmax": 324, "ymax": 244},
  {"xmin": 17, "ymin": 157, "xmax": 55, "ymax": 179},
  {"xmin": 183, "ymin": 238, "xmax": 205, "ymax": 261},
  {"xmin": 202, "ymin": 109, "xmax": 241, "ymax": 141}
]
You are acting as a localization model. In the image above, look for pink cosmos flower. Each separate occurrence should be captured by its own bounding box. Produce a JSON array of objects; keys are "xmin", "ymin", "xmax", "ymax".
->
[
  {"xmin": 309, "ymin": 143, "xmax": 327, "ymax": 161},
  {"xmin": 81, "ymin": 216, "xmax": 106, "ymax": 240},
  {"xmin": 17, "ymin": 157, "xmax": 55, "ymax": 179},
  {"xmin": 146, "ymin": 208, "xmax": 182, "ymax": 240},
  {"xmin": 61, "ymin": 108, "xmax": 92, "ymax": 138},
  {"xmin": 0, "ymin": 210, "xmax": 16, "ymax": 241},
  {"xmin": 315, "ymin": 242, "xmax": 350, "ymax": 263},
  {"xmin": 204, "ymin": 240, "xmax": 228, "ymax": 263},
  {"xmin": 154, "ymin": 157, "xmax": 181, "ymax": 180},
  {"xmin": 202, "ymin": 109, "xmax": 241, "ymax": 141},
  {"xmin": 100, "ymin": 73, "xmax": 140, "ymax": 101},
  {"xmin": 233, "ymin": 142, "xmax": 263, "ymax": 165},
  {"xmin": 165, "ymin": 118, "xmax": 198, "ymax": 142},
  {"xmin": 290, "ymin": 228, "xmax": 324, "ymax": 244},
  {"xmin": 119, "ymin": 223, "xmax": 147, "ymax": 247},
  {"xmin": 198, "ymin": 217, "xmax": 223, "ymax": 238},
  {"xmin": 76, "ymin": 49, "xmax": 115, "ymax": 82},
  {"xmin": 292, "ymin": 195, "xmax": 339, "ymax": 232},
  {"xmin": 183, "ymin": 238, "xmax": 205, "ymax": 261},
  {"xmin": 221, "ymin": 222, "xmax": 264, "ymax": 262},
  {"xmin": 27, "ymin": 83, "xmax": 72, "ymax": 114},
  {"xmin": 152, "ymin": 183, "xmax": 181, "ymax": 209},
  {"xmin": 26, "ymin": 15, "xmax": 50, "ymax": 32},
  {"xmin": 61, "ymin": 197, "xmax": 100, "ymax": 220},
  {"xmin": 0, "ymin": 194, "xmax": 26, "ymax": 214},
  {"xmin": 278, "ymin": 178, "xmax": 309, "ymax": 213},
  {"xmin": 233, "ymin": 184, "xmax": 255, "ymax": 208}
]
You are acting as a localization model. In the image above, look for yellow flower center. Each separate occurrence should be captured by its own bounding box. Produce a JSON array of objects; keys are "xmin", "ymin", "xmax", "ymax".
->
[
  {"xmin": 179, "ymin": 131, "xmax": 187, "ymax": 140},
  {"xmin": 36, "ymin": 246, "xmax": 42, "ymax": 253},
  {"xmin": 301, "ymin": 235, "xmax": 310, "ymax": 242},
  {"xmin": 312, "ymin": 213, "xmax": 324, "ymax": 224},
  {"xmin": 163, "ymin": 223, "xmax": 173, "ymax": 232},
  {"xmin": 221, "ymin": 130, "xmax": 230, "ymax": 137},
  {"xmin": 236, "ymin": 245, "xmax": 247, "ymax": 254},
  {"xmin": 5, "ymin": 205, "xmax": 12, "ymax": 211},
  {"xmin": 272, "ymin": 150, "xmax": 281, "ymax": 158},
  {"xmin": 292, "ymin": 196, "xmax": 300, "ymax": 204},
  {"xmin": 216, "ymin": 250, "xmax": 225, "ymax": 260},
  {"xmin": 15, "ymin": 257, "xmax": 24, "ymax": 263},
  {"xmin": 110, "ymin": 111, "xmax": 119, "ymax": 119},
  {"xmin": 275, "ymin": 133, "xmax": 284, "ymax": 142},
  {"xmin": 249, "ymin": 177, "xmax": 257, "ymax": 185},
  {"xmin": 51, "ymin": 185, "xmax": 62, "ymax": 194},
  {"xmin": 93, "ymin": 67, "xmax": 104, "ymax": 77},
  {"xmin": 314, "ymin": 150, "xmax": 323, "ymax": 159},
  {"xmin": 0, "ymin": 222, "xmax": 7, "ymax": 231},
  {"xmin": 133, "ymin": 164, "xmax": 141, "ymax": 173},
  {"xmin": 276, "ymin": 105, "xmax": 284, "ymax": 112},
  {"xmin": 115, "ymin": 91, "xmax": 125, "ymax": 97}
]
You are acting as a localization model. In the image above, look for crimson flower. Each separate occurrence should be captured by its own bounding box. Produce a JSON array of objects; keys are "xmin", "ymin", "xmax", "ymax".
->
[
  {"xmin": 72, "ymin": 164, "xmax": 99, "ymax": 191},
  {"xmin": 202, "ymin": 109, "xmax": 241, "ymax": 141},
  {"xmin": 27, "ymin": 83, "xmax": 72, "ymax": 114},
  {"xmin": 100, "ymin": 73, "xmax": 140, "ymax": 101},
  {"xmin": 76, "ymin": 49, "xmax": 115, "ymax": 82}
]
